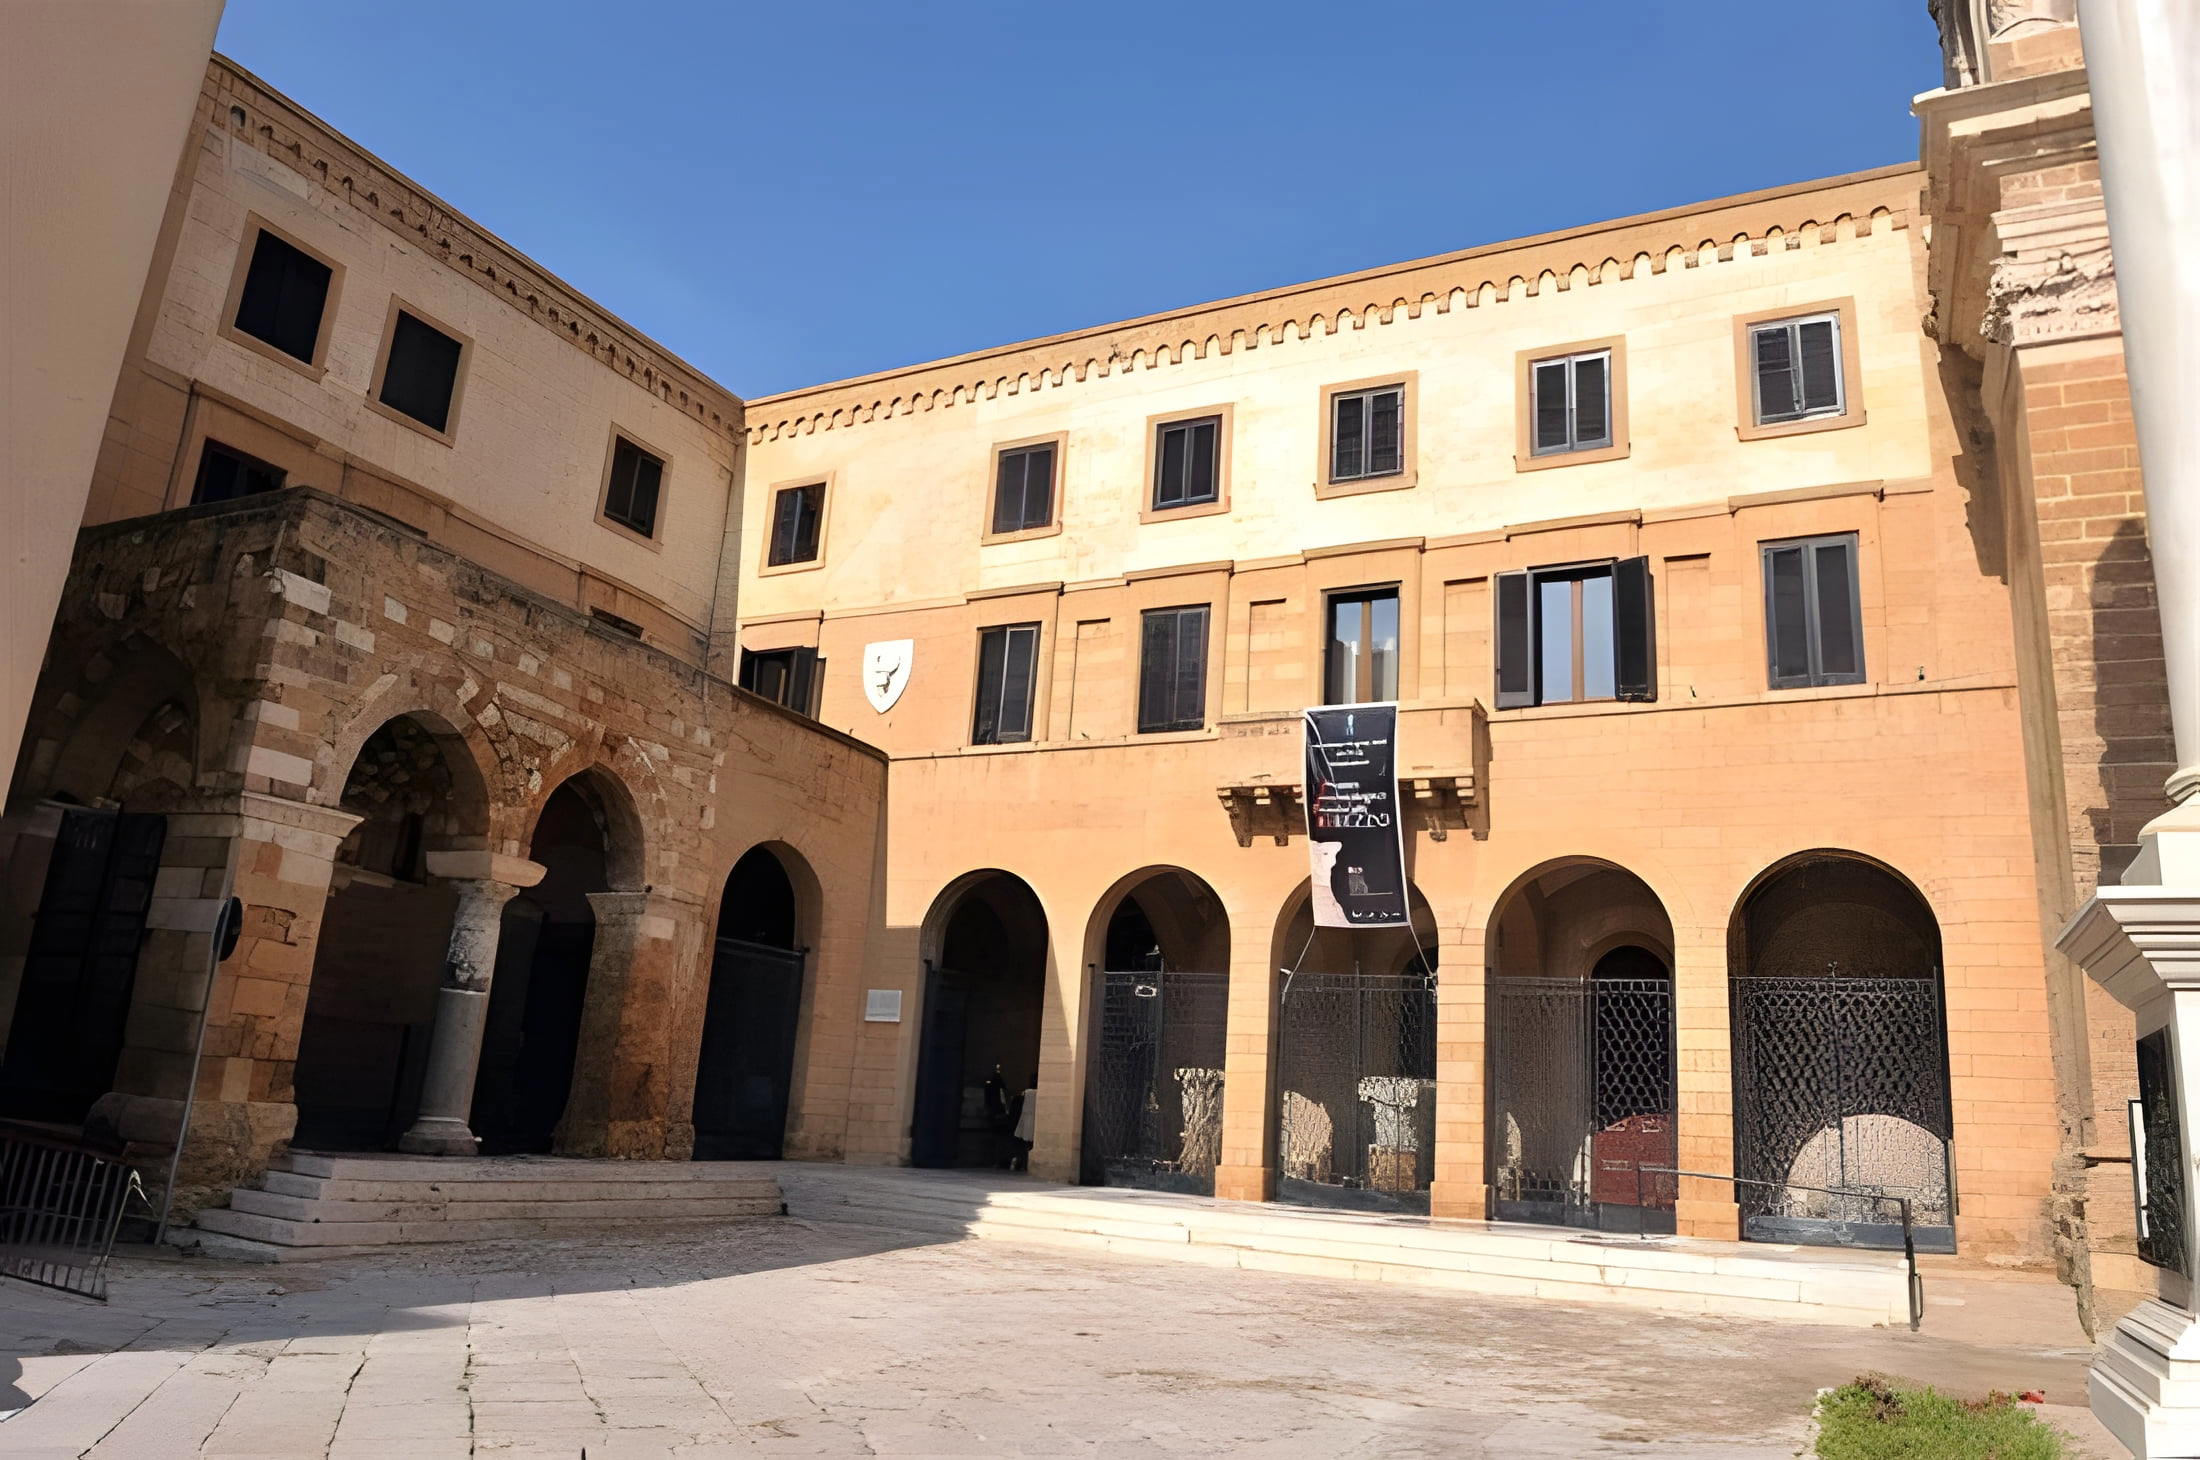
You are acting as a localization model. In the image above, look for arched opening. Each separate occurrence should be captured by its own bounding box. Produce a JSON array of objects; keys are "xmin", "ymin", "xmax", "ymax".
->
[
  {"xmin": 1729, "ymin": 851, "xmax": 1955, "ymax": 1251},
  {"xmin": 0, "ymin": 643, "xmax": 196, "ymax": 1124},
  {"xmin": 1272, "ymin": 882, "xmax": 1438, "ymax": 1214},
  {"xmin": 1486, "ymin": 860, "xmax": 1676, "ymax": 1233},
  {"xmin": 911, "ymin": 872, "xmax": 1047, "ymax": 1170},
  {"xmin": 293, "ymin": 714, "xmax": 483, "ymax": 1150},
  {"xmin": 1080, "ymin": 868, "xmax": 1230, "ymax": 1195},
  {"xmin": 470, "ymin": 775, "xmax": 621, "ymax": 1155},
  {"xmin": 692, "ymin": 843, "xmax": 810, "ymax": 1160}
]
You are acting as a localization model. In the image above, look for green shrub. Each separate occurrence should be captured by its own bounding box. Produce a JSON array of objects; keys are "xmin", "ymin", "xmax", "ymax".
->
[{"xmin": 1814, "ymin": 1375, "xmax": 2067, "ymax": 1460}]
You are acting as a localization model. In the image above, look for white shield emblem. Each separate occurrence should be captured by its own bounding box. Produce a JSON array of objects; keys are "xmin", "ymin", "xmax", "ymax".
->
[{"xmin": 862, "ymin": 639, "xmax": 913, "ymax": 713}]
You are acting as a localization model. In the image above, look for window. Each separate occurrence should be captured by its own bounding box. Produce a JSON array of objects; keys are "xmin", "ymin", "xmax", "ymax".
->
[
  {"xmin": 375, "ymin": 307, "xmax": 465, "ymax": 435},
  {"xmin": 990, "ymin": 442, "xmax": 1057, "ymax": 537},
  {"xmin": 1762, "ymin": 534, "xmax": 1863, "ymax": 688},
  {"xmin": 1529, "ymin": 350, "xmax": 1613, "ymax": 455},
  {"xmin": 972, "ymin": 623, "xmax": 1040, "ymax": 744},
  {"xmin": 1495, "ymin": 558, "xmax": 1655, "ymax": 708},
  {"xmin": 232, "ymin": 228, "xmax": 333, "ymax": 364},
  {"xmin": 1749, "ymin": 312, "xmax": 1844, "ymax": 426},
  {"xmin": 1137, "ymin": 605, "xmax": 1210, "ymax": 733},
  {"xmin": 1329, "ymin": 385, "xmax": 1405, "ymax": 483},
  {"xmin": 1324, "ymin": 588, "xmax": 1400, "ymax": 704},
  {"xmin": 589, "ymin": 607, "xmax": 645, "ymax": 640},
  {"xmin": 1152, "ymin": 416, "xmax": 1221, "ymax": 511},
  {"xmin": 768, "ymin": 483, "xmax": 825, "ymax": 566},
  {"xmin": 602, "ymin": 436, "xmax": 664, "ymax": 539},
  {"xmin": 190, "ymin": 440, "xmax": 284, "ymax": 505},
  {"xmin": 740, "ymin": 647, "xmax": 822, "ymax": 716}
]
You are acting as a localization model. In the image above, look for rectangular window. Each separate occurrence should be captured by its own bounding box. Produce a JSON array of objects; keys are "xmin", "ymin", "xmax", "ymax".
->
[
  {"xmin": 1750, "ymin": 313, "xmax": 1845, "ymax": 425},
  {"xmin": 233, "ymin": 229, "xmax": 333, "ymax": 364},
  {"xmin": 1137, "ymin": 605, "xmax": 1210, "ymax": 732},
  {"xmin": 1529, "ymin": 350, "xmax": 1613, "ymax": 455},
  {"xmin": 191, "ymin": 439, "xmax": 284, "ymax": 505},
  {"xmin": 991, "ymin": 443, "xmax": 1056, "ymax": 536},
  {"xmin": 740, "ymin": 646, "xmax": 822, "ymax": 716},
  {"xmin": 1762, "ymin": 534, "xmax": 1863, "ymax": 688},
  {"xmin": 603, "ymin": 436, "xmax": 664, "ymax": 539},
  {"xmin": 1329, "ymin": 385, "xmax": 1405, "ymax": 483},
  {"xmin": 972, "ymin": 623, "xmax": 1041, "ymax": 744},
  {"xmin": 768, "ymin": 483, "xmax": 825, "ymax": 566},
  {"xmin": 377, "ymin": 309, "xmax": 464, "ymax": 434},
  {"xmin": 1323, "ymin": 588, "xmax": 1400, "ymax": 704},
  {"xmin": 1153, "ymin": 416, "xmax": 1220, "ymax": 510},
  {"xmin": 1494, "ymin": 557, "xmax": 1656, "ymax": 708}
]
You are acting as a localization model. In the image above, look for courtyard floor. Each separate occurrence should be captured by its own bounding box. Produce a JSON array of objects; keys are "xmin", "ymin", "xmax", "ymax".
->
[{"xmin": 0, "ymin": 1212, "xmax": 2122, "ymax": 1458}]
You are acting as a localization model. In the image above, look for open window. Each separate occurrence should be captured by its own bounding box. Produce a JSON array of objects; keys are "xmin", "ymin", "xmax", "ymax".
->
[
  {"xmin": 972, "ymin": 623, "xmax": 1041, "ymax": 744},
  {"xmin": 1494, "ymin": 557, "xmax": 1655, "ymax": 708},
  {"xmin": 740, "ymin": 646, "xmax": 822, "ymax": 717}
]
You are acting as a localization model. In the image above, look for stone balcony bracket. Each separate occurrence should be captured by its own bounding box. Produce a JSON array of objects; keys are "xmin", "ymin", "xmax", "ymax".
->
[
  {"xmin": 1215, "ymin": 781, "xmax": 1303, "ymax": 848},
  {"xmin": 1405, "ymin": 772, "xmax": 1477, "ymax": 841}
]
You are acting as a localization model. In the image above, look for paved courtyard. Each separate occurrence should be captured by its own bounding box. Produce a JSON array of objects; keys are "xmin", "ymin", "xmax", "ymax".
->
[{"xmin": 1, "ymin": 1214, "xmax": 2119, "ymax": 1458}]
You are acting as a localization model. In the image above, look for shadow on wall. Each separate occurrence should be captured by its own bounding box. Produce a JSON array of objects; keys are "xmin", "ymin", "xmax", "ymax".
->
[{"xmin": 2086, "ymin": 518, "xmax": 2176, "ymax": 887}]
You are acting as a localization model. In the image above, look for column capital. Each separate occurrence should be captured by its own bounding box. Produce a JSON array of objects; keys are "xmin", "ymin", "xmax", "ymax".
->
[
  {"xmin": 424, "ymin": 849, "xmax": 547, "ymax": 889},
  {"xmin": 2058, "ymin": 884, "xmax": 2200, "ymax": 1018}
]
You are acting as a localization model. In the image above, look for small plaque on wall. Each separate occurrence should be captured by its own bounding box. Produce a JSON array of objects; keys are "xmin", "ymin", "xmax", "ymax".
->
[{"xmin": 864, "ymin": 989, "xmax": 904, "ymax": 1023}]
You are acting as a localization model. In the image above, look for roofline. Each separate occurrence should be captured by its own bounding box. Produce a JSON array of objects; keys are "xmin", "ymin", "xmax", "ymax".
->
[{"xmin": 749, "ymin": 161, "xmax": 1922, "ymax": 407}]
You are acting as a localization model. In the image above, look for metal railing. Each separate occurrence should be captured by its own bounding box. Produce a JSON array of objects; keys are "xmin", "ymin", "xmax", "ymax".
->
[
  {"xmin": 1635, "ymin": 1164, "xmax": 1923, "ymax": 1331},
  {"xmin": 1, "ymin": 1124, "xmax": 146, "ymax": 1302}
]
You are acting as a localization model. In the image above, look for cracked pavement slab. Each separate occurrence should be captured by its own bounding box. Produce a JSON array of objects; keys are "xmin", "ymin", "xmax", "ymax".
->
[{"xmin": 0, "ymin": 1216, "xmax": 2121, "ymax": 1457}]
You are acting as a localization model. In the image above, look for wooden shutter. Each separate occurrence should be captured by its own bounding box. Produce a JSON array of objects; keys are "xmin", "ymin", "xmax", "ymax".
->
[
  {"xmin": 1810, "ymin": 537, "xmax": 1862, "ymax": 682},
  {"xmin": 1797, "ymin": 318, "xmax": 1841, "ymax": 414},
  {"xmin": 1155, "ymin": 426, "xmax": 1186, "ymax": 508},
  {"xmin": 991, "ymin": 454, "xmax": 1023, "ymax": 535},
  {"xmin": 1532, "ymin": 361, "xmax": 1571, "ymax": 452},
  {"xmin": 1573, "ymin": 354, "xmax": 1609, "ymax": 447},
  {"xmin": 1613, "ymin": 556, "xmax": 1656, "ymax": 702},
  {"xmin": 769, "ymin": 488, "xmax": 801, "ymax": 564},
  {"xmin": 999, "ymin": 625, "xmax": 1037, "ymax": 740},
  {"xmin": 1763, "ymin": 544, "xmax": 1813, "ymax": 687},
  {"xmin": 1494, "ymin": 570, "xmax": 1533, "ymax": 708},
  {"xmin": 1368, "ymin": 390, "xmax": 1402, "ymax": 475},
  {"xmin": 1137, "ymin": 611, "xmax": 1175, "ymax": 731},
  {"xmin": 1023, "ymin": 447, "xmax": 1054, "ymax": 530},
  {"xmin": 973, "ymin": 628, "xmax": 1007, "ymax": 742},
  {"xmin": 1753, "ymin": 325, "xmax": 1797, "ymax": 422},
  {"xmin": 786, "ymin": 647, "xmax": 820, "ymax": 717},
  {"xmin": 1175, "ymin": 606, "xmax": 1209, "ymax": 725},
  {"xmin": 1332, "ymin": 393, "xmax": 1365, "ymax": 479}
]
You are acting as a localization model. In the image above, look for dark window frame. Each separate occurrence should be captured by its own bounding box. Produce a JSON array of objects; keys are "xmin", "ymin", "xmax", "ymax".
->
[
  {"xmin": 1528, "ymin": 349, "xmax": 1614, "ymax": 456},
  {"xmin": 1495, "ymin": 556, "xmax": 1656, "ymax": 709},
  {"xmin": 600, "ymin": 433, "xmax": 666, "ymax": 541},
  {"xmin": 766, "ymin": 482, "xmax": 826, "ymax": 567},
  {"xmin": 371, "ymin": 301, "xmax": 467, "ymax": 439},
  {"xmin": 1749, "ymin": 311, "xmax": 1846, "ymax": 426},
  {"xmin": 1327, "ymin": 384, "xmax": 1407, "ymax": 484},
  {"xmin": 1322, "ymin": 585, "xmax": 1402, "ymax": 705},
  {"xmin": 1761, "ymin": 533, "xmax": 1865, "ymax": 689},
  {"xmin": 1136, "ymin": 604, "xmax": 1212, "ymax": 733},
  {"xmin": 987, "ymin": 439, "xmax": 1060, "ymax": 540},
  {"xmin": 1151, "ymin": 415, "xmax": 1222, "ymax": 512},
  {"xmin": 740, "ymin": 646, "xmax": 823, "ymax": 717},
  {"xmin": 227, "ymin": 221, "xmax": 337, "ymax": 370},
  {"xmin": 190, "ymin": 439, "xmax": 285, "ymax": 505},
  {"xmin": 972, "ymin": 622, "xmax": 1042, "ymax": 745}
]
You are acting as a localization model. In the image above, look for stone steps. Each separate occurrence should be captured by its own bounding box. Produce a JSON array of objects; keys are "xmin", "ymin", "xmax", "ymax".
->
[
  {"xmin": 173, "ymin": 1151, "xmax": 786, "ymax": 1260},
  {"xmin": 782, "ymin": 1169, "xmax": 1913, "ymax": 1328}
]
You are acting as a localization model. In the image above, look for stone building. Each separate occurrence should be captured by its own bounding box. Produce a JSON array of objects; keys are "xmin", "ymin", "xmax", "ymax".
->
[{"xmin": 0, "ymin": 6, "xmax": 2175, "ymax": 1316}]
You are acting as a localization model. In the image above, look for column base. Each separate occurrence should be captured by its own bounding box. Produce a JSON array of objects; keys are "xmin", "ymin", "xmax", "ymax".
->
[
  {"xmin": 1676, "ymin": 1196, "xmax": 1741, "ymax": 1240},
  {"xmin": 397, "ymin": 1116, "xmax": 481, "ymax": 1156},
  {"xmin": 1215, "ymin": 1163, "xmax": 1274, "ymax": 1203},
  {"xmin": 2093, "ymin": 1299, "xmax": 2200, "ymax": 1459},
  {"xmin": 1430, "ymin": 1179, "xmax": 1488, "ymax": 1220}
]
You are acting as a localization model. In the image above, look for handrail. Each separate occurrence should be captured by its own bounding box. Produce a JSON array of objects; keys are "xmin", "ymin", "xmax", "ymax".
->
[{"xmin": 1634, "ymin": 1164, "xmax": 1923, "ymax": 1332}]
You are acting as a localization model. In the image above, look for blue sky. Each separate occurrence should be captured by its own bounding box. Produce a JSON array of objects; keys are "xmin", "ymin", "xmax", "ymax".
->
[{"xmin": 213, "ymin": 2, "xmax": 1944, "ymax": 399}]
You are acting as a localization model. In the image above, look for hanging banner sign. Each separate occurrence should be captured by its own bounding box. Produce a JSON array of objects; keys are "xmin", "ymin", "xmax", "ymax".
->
[{"xmin": 1303, "ymin": 702, "xmax": 1408, "ymax": 928}]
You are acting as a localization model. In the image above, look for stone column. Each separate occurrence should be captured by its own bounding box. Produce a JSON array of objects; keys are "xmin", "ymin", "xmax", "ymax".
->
[
  {"xmin": 557, "ymin": 888, "xmax": 700, "ymax": 1158},
  {"xmin": 398, "ymin": 855, "xmax": 544, "ymax": 1156},
  {"xmin": 1215, "ymin": 940, "xmax": 1278, "ymax": 1203},
  {"xmin": 1429, "ymin": 921, "xmax": 1487, "ymax": 1220},
  {"xmin": 1671, "ymin": 926, "xmax": 1740, "ymax": 1240}
]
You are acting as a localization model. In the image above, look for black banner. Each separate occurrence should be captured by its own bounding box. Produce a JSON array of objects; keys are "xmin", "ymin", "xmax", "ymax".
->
[{"xmin": 1303, "ymin": 703, "xmax": 1407, "ymax": 928}]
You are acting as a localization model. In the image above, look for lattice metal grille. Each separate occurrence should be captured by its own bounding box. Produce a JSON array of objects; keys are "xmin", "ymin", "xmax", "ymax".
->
[
  {"xmin": 1081, "ymin": 969, "xmax": 1227, "ymax": 1194},
  {"xmin": 1492, "ymin": 976, "xmax": 1675, "ymax": 1230},
  {"xmin": 2136, "ymin": 1027, "xmax": 2187, "ymax": 1275},
  {"xmin": 1275, "ymin": 969, "xmax": 1437, "ymax": 1213}
]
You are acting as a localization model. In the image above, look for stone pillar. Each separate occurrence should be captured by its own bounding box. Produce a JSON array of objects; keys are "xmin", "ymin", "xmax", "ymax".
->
[
  {"xmin": 398, "ymin": 856, "xmax": 544, "ymax": 1156},
  {"xmin": 1671, "ymin": 926, "xmax": 1740, "ymax": 1240},
  {"xmin": 556, "ymin": 888, "xmax": 700, "ymax": 1158},
  {"xmin": 1027, "ymin": 929, "xmax": 1086, "ymax": 1184},
  {"xmin": 1215, "ymin": 940, "xmax": 1278, "ymax": 1203},
  {"xmin": 1429, "ymin": 921, "xmax": 1487, "ymax": 1219}
]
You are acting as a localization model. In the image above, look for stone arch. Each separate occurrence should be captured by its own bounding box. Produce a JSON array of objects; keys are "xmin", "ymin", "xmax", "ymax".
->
[
  {"xmin": 690, "ymin": 839, "xmax": 825, "ymax": 1161},
  {"xmin": 909, "ymin": 870, "xmax": 1049, "ymax": 1169},
  {"xmin": 14, "ymin": 632, "xmax": 207, "ymax": 810},
  {"xmin": 521, "ymin": 763, "xmax": 647, "ymax": 893},
  {"xmin": 312, "ymin": 670, "xmax": 500, "ymax": 839}
]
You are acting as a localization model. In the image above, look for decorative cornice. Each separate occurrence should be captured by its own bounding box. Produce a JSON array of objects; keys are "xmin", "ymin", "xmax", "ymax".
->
[
  {"xmin": 204, "ymin": 56, "xmax": 744, "ymax": 442},
  {"xmin": 1982, "ymin": 238, "xmax": 2119, "ymax": 345},
  {"xmin": 744, "ymin": 166, "xmax": 1919, "ymax": 445}
]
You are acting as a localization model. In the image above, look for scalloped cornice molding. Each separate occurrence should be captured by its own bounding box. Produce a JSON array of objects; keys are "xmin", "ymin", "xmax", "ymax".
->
[
  {"xmin": 205, "ymin": 56, "xmax": 744, "ymax": 442},
  {"xmin": 745, "ymin": 165, "xmax": 1919, "ymax": 445}
]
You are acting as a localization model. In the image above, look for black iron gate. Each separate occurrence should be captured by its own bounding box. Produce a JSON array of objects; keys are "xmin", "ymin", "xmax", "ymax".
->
[
  {"xmin": 1492, "ymin": 975, "xmax": 1676, "ymax": 1232},
  {"xmin": 1081, "ymin": 969, "xmax": 1228, "ymax": 1194},
  {"xmin": 1, "ymin": 1125, "xmax": 144, "ymax": 1302},
  {"xmin": 1275, "ymin": 968, "xmax": 1437, "ymax": 1214},
  {"xmin": 691, "ymin": 936, "xmax": 806, "ymax": 1160},
  {"xmin": 1731, "ymin": 975, "xmax": 1956, "ymax": 1251}
]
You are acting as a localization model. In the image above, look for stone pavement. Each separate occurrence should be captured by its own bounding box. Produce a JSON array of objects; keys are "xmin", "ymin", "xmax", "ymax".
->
[{"xmin": 0, "ymin": 1212, "xmax": 2123, "ymax": 1458}]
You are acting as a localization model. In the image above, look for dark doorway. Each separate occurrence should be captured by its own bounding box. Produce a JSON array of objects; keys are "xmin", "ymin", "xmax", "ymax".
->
[
  {"xmin": 0, "ymin": 808, "xmax": 166, "ymax": 1124},
  {"xmin": 692, "ymin": 846, "xmax": 807, "ymax": 1160},
  {"xmin": 911, "ymin": 875, "xmax": 1046, "ymax": 1169},
  {"xmin": 471, "ymin": 780, "xmax": 610, "ymax": 1155}
]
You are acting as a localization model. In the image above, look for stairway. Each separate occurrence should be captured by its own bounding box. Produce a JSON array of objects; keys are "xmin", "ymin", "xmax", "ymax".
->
[
  {"xmin": 175, "ymin": 1151, "xmax": 783, "ymax": 1261},
  {"xmin": 781, "ymin": 1166, "xmax": 1916, "ymax": 1329}
]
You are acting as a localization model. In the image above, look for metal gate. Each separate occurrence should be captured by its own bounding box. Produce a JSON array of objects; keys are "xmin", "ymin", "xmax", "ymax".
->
[
  {"xmin": 1492, "ymin": 975, "xmax": 1676, "ymax": 1232},
  {"xmin": 692, "ymin": 936, "xmax": 807, "ymax": 1160},
  {"xmin": 1, "ymin": 1125, "xmax": 144, "ymax": 1302},
  {"xmin": 1731, "ymin": 975, "xmax": 1956, "ymax": 1251},
  {"xmin": 1081, "ymin": 969, "xmax": 1227, "ymax": 1194},
  {"xmin": 1275, "ymin": 968, "xmax": 1437, "ymax": 1214}
]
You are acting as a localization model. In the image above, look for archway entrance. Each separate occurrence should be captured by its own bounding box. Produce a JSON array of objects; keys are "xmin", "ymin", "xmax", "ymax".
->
[
  {"xmin": 1272, "ymin": 884, "xmax": 1437, "ymax": 1214},
  {"xmin": 470, "ymin": 777, "xmax": 615, "ymax": 1155},
  {"xmin": 693, "ymin": 845, "xmax": 808, "ymax": 1160},
  {"xmin": 1730, "ymin": 852, "xmax": 1955, "ymax": 1251},
  {"xmin": 1487, "ymin": 861, "xmax": 1676, "ymax": 1233},
  {"xmin": 294, "ymin": 715, "xmax": 477, "ymax": 1150},
  {"xmin": 912, "ymin": 873, "xmax": 1046, "ymax": 1169},
  {"xmin": 1080, "ymin": 869, "xmax": 1229, "ymax": 1195}
]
